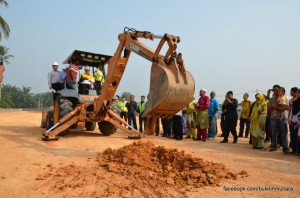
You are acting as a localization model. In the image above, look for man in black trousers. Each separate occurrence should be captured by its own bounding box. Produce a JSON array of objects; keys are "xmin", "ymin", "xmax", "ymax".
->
[
  {"xmin": 172, "ymin": 111, "xmax": 183, "ymax": 140},
  {"xmin": 126, "ymin": 95, "xmax": 138, "ymax": 130},
  {"xmin": 220, "ymin": 91, "xmax": 238, "ymax": 143}
]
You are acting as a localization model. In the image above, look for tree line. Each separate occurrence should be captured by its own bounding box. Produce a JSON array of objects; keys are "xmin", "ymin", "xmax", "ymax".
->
[{"xmin": 0, "ymin": 84, "xmax": 52, "ymax": 109}]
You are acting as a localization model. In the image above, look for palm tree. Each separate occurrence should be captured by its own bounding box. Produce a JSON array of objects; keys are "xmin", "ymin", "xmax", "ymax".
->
[
  {"xmin": 0, "ymin": 45, "xmax": 13, "ymax": 101},
  {"xmin": 0, "ymin": 0, "xmax": 10, "ymax": 40},
  {"xmin": 0, "ymin": 45, "xmax": 13, "ymax": 65}
]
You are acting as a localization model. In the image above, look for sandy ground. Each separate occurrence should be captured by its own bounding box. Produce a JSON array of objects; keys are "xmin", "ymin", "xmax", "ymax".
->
[{"xmin": 0, "ymin": 111, "xmax": 299, "ymax": 198}]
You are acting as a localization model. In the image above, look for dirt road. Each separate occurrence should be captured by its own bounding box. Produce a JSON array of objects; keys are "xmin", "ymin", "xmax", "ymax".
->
[{"xmin": 0, "ymin": 111, "xmax": 299, "ymax": 197}]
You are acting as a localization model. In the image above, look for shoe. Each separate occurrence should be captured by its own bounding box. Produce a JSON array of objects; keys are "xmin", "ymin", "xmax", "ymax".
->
[
  {"xmin": 245, "ymin": 135, "xmax": 249, "ymax": 138},
  {"xmin": 269, "ymin": 148, "xmax": 277, "ymax": 152},
  {"xmin": 220, "ymin": 140, "xmax": 228, "ymax": 143},
  {"xmin": 207, "ymin": 137, "xmax": 215, "ymax": 140},
  {"xmin": 202, "ymin": 139, "xmax": 206, "ymax": 142},
  {"xmin": 233, "ymin": 140, "xmax": 237, "ymax": 144},
  {"xmin": 193, "ymin": 138, "xmax": 201, "ymax": 141},
  {"xmin": 192, "ymin": 137, "xmax": 196, "ymax": 140},
  {"xmin": 238, "ymin": 135, "xmax": 243, "ymax": 138},
  {"xmin": 185, "ymin": 136, "xmax": 191, "ymax": 139},
  {"xmin": 283, "ymin": 151, "xmax": 289, "ymax": 154}
]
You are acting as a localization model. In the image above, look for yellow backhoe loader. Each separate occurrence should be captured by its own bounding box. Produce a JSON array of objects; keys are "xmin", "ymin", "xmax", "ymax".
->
[{"xmin": 41, "ymin": 28, "xmax": 195, "ymax": 140}]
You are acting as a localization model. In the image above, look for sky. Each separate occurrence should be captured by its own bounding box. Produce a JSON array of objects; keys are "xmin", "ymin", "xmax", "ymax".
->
[{"xmin": 1, "ymin": 0, "xmax": 300, "ymax": 102}]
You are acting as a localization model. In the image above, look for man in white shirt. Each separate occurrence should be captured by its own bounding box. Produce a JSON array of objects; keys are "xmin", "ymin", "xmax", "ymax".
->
[{"xmin": 48, "ymin": 62, "xmax": 62, "ymax": 103}]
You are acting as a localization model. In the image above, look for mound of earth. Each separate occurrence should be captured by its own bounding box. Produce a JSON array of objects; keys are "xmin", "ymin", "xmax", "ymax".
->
[{"xmin": 36, "ymin": 141, "xmax": 248, "ymax": 197}]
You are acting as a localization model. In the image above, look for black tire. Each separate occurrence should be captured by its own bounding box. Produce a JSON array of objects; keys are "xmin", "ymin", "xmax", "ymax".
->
[
  {"xmin": 58, "ymin": 98, "xmax": 74, "ymax": 136},
  {"xmin": 59, "ymin": 98, "xmax": 73, "ymax": 119},
  {"xmin": 98, "ymin": 121, "xmax": 117, "ymax": 136},
  {"xmin": 85, "ymin": 121, "xmax": 96, "ymax": 131},
  {"xmin": 46, "ymin": 111, "xmax": 54, "ymax": 130}
]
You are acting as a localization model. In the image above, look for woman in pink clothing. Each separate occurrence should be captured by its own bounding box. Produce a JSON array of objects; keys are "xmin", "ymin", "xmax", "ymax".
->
[{"xmin": 195, "ymin": 89, "xmax": 210, "ymax": 142}]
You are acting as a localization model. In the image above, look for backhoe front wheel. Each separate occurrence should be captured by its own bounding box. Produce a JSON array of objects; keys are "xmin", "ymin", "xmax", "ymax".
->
[
  {"xmin": 85, "ymin": 121, "xmax": 96, "ymax": 131},
  {"xmin": 98, "ymin": 121, "xmax": 117, "ymax": 136}
]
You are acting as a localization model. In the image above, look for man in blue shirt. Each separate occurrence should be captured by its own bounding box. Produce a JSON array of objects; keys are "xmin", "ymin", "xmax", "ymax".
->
[{"xmin": 208, "ymin": 91, "xmax": 219, "ymax": 139}]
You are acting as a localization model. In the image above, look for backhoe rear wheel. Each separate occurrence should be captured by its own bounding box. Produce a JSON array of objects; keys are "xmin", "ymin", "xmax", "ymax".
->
[
  {"xmin": 98, "ymin": 121, "xmax": 117, "ymax": 136},
  {"xmin": 59, "ymin": 98, "xmax": 73, "ymax": 118},
  {"xmin": 85, "ymin": 121, "xmax": 96, "ymax": 131},
  {"xmin": 46, "ymin": 111, "xmax": 54, "ymax": 130},
  {"xmin": 58, "ymin": 98, "xmax": 74, "ymax": 136}
]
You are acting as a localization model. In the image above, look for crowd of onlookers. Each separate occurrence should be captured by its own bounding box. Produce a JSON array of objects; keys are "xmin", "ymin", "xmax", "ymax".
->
[
  {"xmin": 114, "ymin": 85, "xmax": 300, "ymax": 157},
  {"xmin": 48, "ymin": 62, "xmax": 300, "ymax": 156}
]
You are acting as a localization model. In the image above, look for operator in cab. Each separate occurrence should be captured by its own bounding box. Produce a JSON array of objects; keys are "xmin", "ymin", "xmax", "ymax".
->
[{"xmin": 79, "ymin": 66, "xmax": 95, "ymax": 94}]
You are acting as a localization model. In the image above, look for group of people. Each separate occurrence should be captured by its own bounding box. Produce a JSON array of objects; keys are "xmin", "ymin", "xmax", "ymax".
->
[
  {"xmin": 111, "ymin": 95, "xmax": 147, "ymax": 132},
  {"xmin": 48, "ymin": 62, "xmax": 300, "ymax": 156},
  {"xmin": 234, "ymin": 85, "xmax": 300, "ymax": 156},
  {"xmin": 114, "ymin": 86, "xmax": 300, "ymax": 157},
  {"xmin": 47, "ymin": 61, "xmax": 105, "ymax": 101}
]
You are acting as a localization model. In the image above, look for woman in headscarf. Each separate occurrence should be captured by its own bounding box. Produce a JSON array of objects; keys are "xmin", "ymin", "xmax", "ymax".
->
[
  {"xmin": 249, "ymin": 93, "xmax": 268, "ymax": 150},
  {"xmin": 186, "ymin": 97, "xmax": 197, "ymax": 139}
]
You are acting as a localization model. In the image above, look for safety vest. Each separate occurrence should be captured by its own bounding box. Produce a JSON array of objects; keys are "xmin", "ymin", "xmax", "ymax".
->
[
  {"xmin": 81, "ymin": 73, "xmax": 95, "ymax": 82},
  {"xmin": 95, "ymin": 70, "xmax": 104, "ymax": 83},
  {"xmin": 138, "ymin": 101, "xmax": 146, "ymax": 113},
  {"xmin": 120, "ymin": 101, "xmax": 128, "ymax": 112}
]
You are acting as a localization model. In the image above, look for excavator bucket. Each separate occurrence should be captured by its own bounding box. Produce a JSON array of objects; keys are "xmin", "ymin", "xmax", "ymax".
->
[{"xmin": 143, "ymin": 62, "xmax": 195, "ymax": 119}]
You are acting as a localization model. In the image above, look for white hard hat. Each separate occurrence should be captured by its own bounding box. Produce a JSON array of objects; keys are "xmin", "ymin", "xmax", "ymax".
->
[
  {"xmin": 84, "ymin": 66, "xmax": 90, "ymax": 70},
  {"xmin": 62, "ymin": 65, "xmax": 68, "ymax": 70},
  {"xmin": 200, "ymin": 88, "xmax": 207, "ymax": 92},
  {"xmin": 52, "ymin": 62, "xmax": 58, "ymax": 66}
]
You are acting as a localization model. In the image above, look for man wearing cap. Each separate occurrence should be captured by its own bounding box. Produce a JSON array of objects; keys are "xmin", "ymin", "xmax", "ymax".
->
[
  {"xmin": 81, "ymin": 66, "xmax": 94, "ymax": 83},
  {"xmin": 79, "ymin": 66, "xmax": 95, "ymax": 94},
  {"xmin": 195, "ymin": 89, "xmax": 210, "ymax": 142},
  {"xmin": 48, "ymin": 62, "xmax": 62, "ymax": 103}
]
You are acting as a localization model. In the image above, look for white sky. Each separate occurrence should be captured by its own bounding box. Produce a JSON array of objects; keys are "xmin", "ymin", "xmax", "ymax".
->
[{"xmin": 1, "ymin": 0, "xmax": 300, "ymax": 102}]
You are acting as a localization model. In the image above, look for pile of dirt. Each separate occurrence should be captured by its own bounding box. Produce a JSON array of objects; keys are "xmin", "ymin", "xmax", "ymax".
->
[
  {"xmin": 99, "ymin": 141, "xmax": 248, "ymax": 187},
  {"xmin": 36, "ymin": 141, "xmax": 248, "ymax": 197}
]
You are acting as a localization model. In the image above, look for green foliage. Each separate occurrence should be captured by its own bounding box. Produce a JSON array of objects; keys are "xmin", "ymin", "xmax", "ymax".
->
[
  {"xmin": 0, "ymin": 45, "xmax": 14, "ymax": 65},
  {"xmin": 0, "ymin": 0, "xmax": 10, "ymax": 40},
  {"xmin": 0, "ymin": 84, "xmax": 53, "ymax": 109},
  {"xmin": 120, "ymin": 92, "xmax": 132, "ymax": 101}
]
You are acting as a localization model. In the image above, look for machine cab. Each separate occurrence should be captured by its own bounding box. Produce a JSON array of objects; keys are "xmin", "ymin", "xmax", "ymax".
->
[{"xmin": 63, "ymin": 50, "xmax": 112, "ymax": 102}]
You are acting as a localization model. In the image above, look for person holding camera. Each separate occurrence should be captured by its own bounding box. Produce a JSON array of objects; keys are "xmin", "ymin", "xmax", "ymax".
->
[{"xmin": 220, "ymin": 91, "xmax": 238, "ymax": 143}]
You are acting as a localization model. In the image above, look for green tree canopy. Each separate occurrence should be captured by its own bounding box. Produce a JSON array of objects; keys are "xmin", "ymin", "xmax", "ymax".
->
[
  {"xmin": 0, "ymin": 84, "xmax": 53, "ymax": 109},
  {"xmin": 0, "ymin": 45, "xmax": 14, "ymax": 65},
  {"xmin": 0, "ymin": 0, "xmax": 10, "ymax": 40},
  {"xmin": 120, "ymin": 92, "xmax": 132, "ymax": 101}
]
